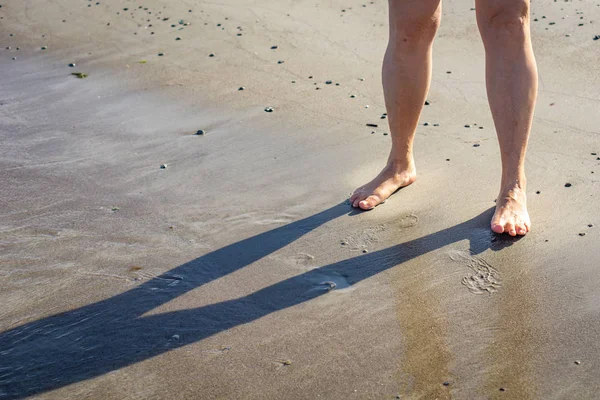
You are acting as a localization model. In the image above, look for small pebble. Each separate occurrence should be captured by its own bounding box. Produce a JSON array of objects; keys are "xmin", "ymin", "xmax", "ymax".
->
[
  {"xmin": 350, "ymin": 95, "xmax": 356, "ymax": 98},
  {"xmin": 160, "ymin": 164, "xmax": 168, "ymax": 169},
  {"xmin": 423, "ymin": 122, "xmax": 429, "ymax": 126},
  {"xmin": 588, "ymin": 224, "xmax": 593, "ymax": 228},
  {"xmin": 209, "ymin": 53, "xmax": 215, "ymax": 57},
  {"xmin": 575, "ymin": 360, "xmax": 581, "ymax": 365},
  {"xmin": 325, "ymin": 80, "xmax": 332, "ymax": 84},
  {"xmin": 362, "ymin": 249, "xmax": 368, "ymax": 253},
  {"xmin": 277, "ymin": 60, "xmax": 284, "ymax": 64},
  {"xmin": 473, "ymin": 143, "xmax": 480, "ymax": 147},
  {"xmin": 238, "ymin": 86, "xmax": 245, "ymax": 91},
  {"xmin": 579, "ymin": 233, "xmax": 586, "ymax": 236},
  {"xmin": 433, "ymin": 123, "xmax": 440, "ymax": 127},
  {"xmin": 196, "ymin": 129, "xmax": 205, "ymax": 135},
  {"xmin": 443, "ymin": 382, "xmax": 450, "ymax": 386},
  {"xmin": 271, "ymin": 45, "xmax": 278, "ymax": 49},
  {"xmin": 424, "ymin": 100, "xmax": 430, "ymax": 105},
  {"xmin": 157, "ymin": 53, "xmax": 164, "ymax": 56},
  {"xmin": 175, "ymin": 37, "xmax": 181, "ymax": 40},
  {"xmin": 41, "ymin": 46, "xmax": 47, "ymax": 50},
  {"xmin": 383, "ymin": 132, "xmax": 388, "ymax": 136},
  {"xmin": 499, "ymin": 388, "xmax": 506, "ymax": 392},
  {"xmin": 172, "ymin": 334, "xmax": 180, "ymax": 340},
  {"xmin": 264, "ymin": 106, "xmax": 274, "ymax": 112},
  {"xmin": 536, "ymin": 191, "xmax": 541, "ymax": 194},
  {"xmin": 464, "ymin": 124, "xmax": 471, "ymax": 128},
  {"xmin": 68, "ymin": 63, "xmax": 76, "ymax": 67},
  {"xmin": 565, "ymin": 183, "xmax": 572, "ymax": 187}
]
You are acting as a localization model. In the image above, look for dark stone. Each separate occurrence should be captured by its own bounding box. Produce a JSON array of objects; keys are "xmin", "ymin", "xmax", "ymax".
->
[
  {"xmin": 424, "ymin": 100, "xmax": 430, "ymax": 105},
  {"xmin": 473, "ymin": 143, "xmax": 480, "ymax": 147},
  {"xmin": 366, "ymin": 123, "xmax": 378, "ymax": 127},
  {"xmin": 264, "ymin": 107, "xmax": 274, "ymax": 112},
  {"xmin": 196, "ymin": 130, "xmax": 205, "ymax": 135},
  {"xmin": 271, "ymin": 45, "xmax": 278, "ymax": 49},
  {"xmin": 565, "ymin": 183, "xmax": 572, "ymax": 187}
]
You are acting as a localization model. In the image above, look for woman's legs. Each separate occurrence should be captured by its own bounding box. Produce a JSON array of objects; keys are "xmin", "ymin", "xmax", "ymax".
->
[
  {"xmin": 476, "ymin": 0, "xmax": 538, "ymax": 236},
  {"xmin": 350, "ymin": 0, "xmax": 442, "ymax": 210}
]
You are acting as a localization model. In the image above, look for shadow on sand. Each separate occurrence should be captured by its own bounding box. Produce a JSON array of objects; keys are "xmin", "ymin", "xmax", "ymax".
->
[{"xmin": 0, "ymin": 203, "xmax": 516, "ymax": 399}]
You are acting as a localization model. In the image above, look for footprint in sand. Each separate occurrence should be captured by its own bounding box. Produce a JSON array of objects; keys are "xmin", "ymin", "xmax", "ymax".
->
[
  {"xmin": 341, "ymin": 214, "xmax": 418, "ymax": 251},
  {"xmin": 449, "ymin": 250, "xmax": 502, "ymax": 294}
]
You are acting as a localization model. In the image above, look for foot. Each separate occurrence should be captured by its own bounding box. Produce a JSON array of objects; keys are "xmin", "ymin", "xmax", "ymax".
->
[
  {"xmin": 491, "ymin": 185, "xmax": 531, "ymax": 236},
  {"xmin": 350, "ymin": 162, "xmax": 416, "ymax": 210}
]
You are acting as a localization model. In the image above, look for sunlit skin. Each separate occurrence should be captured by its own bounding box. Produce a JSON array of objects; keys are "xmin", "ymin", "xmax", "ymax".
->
[{"xmin": 350, "ymin": 0, "xmax": 537, "ymax": 237}]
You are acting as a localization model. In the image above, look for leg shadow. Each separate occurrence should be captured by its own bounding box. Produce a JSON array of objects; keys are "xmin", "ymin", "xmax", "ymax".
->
[{"xmin": 0, "ymin": 206, "xmax": 514, "ymax": 399}]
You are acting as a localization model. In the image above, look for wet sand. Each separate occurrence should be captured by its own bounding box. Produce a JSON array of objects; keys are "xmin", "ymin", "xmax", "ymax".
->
[{"xmin": 1, "ymin": 0, "xmax": 600, "ymax": 398}]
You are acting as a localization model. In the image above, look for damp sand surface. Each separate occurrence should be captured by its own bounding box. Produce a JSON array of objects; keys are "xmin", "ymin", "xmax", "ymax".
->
[{"xmin": 1, "ymin": 0, "xmax": 600, "ymax": 399}]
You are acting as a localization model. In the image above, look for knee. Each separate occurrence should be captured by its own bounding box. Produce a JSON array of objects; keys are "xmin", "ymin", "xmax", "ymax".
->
[
  {"xmin": 477, "ymin": 1, "xmax": 529, "ymax": 42},
  {"xmin": 389, "ymin": 12, "xmax": 441, "ymax": 52}
]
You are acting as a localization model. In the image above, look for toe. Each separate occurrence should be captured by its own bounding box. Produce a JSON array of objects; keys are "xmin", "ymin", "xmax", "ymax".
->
[
  {"xmin": 516, "ymin": 226, "xmax": 527, "ymax": 235},
  {"xmin": 506, "ymin": 222, "xmax": 517, "ymax": 236},
  {"xmin": 491, "ymin": 224, "xmax": 504, "ymax": 234},
  {"xmin": 491, "ymin": 217, "xmax": 505, "ymax": 233},
  {"xmin": 352, "ymin": 198, "xmax": 361, "ymax": 208},
  {"xmin": 359, "ymin": 195, "xmax": 381, "ymax": 210}
]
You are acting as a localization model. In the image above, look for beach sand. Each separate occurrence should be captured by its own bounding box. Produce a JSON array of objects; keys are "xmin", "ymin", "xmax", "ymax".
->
[{"xmin": 1, "ymin": 0, "xmax": 599, "ymax": 398}]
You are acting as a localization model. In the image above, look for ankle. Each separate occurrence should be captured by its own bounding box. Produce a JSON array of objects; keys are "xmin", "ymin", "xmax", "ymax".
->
[
  {"xmin": 501, "ymin": 174, "xmax": 526, "ymax": 191},
  {"xmin": 387, "ymin": 153, "xmax": 415, "ymax": 171}
]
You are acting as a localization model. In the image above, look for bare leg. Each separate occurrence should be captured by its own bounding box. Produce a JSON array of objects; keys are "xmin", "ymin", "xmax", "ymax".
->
[
  {"xmin": 350, "ymin": 0, "xmax": 442, "ymax": 210},
  {"xmin": 476, "ymin": 0, "xmax": 537, "ymax": 236}
]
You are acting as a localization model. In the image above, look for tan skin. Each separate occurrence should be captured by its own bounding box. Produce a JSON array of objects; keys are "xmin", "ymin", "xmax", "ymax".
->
[{"xmin": 350, "ymin": 0, "xmax": 537, "ymax": 237}]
